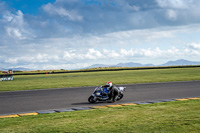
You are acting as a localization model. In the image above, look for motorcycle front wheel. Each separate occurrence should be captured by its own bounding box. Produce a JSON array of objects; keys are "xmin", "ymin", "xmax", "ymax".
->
[{"xmin": 88, "ymin": 96, "xmax": 96, "ymax": 103}]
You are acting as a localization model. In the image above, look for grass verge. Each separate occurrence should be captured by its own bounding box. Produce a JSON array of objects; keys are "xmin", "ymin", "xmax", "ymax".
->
[
  {"xmin": 0, "ymin": 100, "xmax": 199, "ymax": 133},
  {"xmin": 1, "ymin": 67, "xmax": 200, "ymax": 91}
]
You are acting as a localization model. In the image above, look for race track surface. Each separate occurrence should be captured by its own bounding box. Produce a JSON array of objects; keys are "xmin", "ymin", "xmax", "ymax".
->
[{"xmin": 0, "ymin": 81, "xmax": 200, "ymax": 115}]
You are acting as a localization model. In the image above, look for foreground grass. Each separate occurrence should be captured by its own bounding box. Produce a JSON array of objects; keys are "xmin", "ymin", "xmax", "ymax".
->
[
  {"xmin": 1, "ymin": 67, "xmax": 200, "ymax": 91},
  {"xmin": 0, "ymin": 100, "xmax": 199, "ymax": 133}
]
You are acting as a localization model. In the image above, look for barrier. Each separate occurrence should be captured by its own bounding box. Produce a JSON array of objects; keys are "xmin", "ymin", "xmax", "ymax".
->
[{"xmin": 0, "ymin": 75, "xmax": 13, "ymax": 81}]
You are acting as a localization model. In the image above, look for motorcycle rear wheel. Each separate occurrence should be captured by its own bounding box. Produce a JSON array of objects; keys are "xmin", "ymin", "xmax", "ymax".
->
[{"xmin": 117, "ymin": 94, "xmax": 123, "ymax": 101}]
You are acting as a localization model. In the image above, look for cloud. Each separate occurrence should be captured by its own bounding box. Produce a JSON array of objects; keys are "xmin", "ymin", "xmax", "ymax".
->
[
  {"xmin": 185, "ymin": 42, "xmax": 200, "ymax": 56},
  {"xmin": 1, "ymin": 23, "xmax": 200, "ymax": 70},
  {"xmin": 43, "ymin": 3, "xmax": 83, "ymax": 21},
  {"xmin": 187, "ymin": 42, "xmax": 200, "ymax": 50},
  {"xmin": 156, "ymin": 0, "xmax": 191, "ymax": 9},
  {"xmin": 40, "ymin": 63, "xmax": 89, "ymax": 70},
  {"xmin": 4, "ymin": 53, "xmax": 61, "ymax": 66},
  {"xmin": 61, "ymin": 46, "xmax": 185, "ymax": 63},
  {"xmin": 166, "ymin": 9, "xmax": 177, "ymax": 21},
  {"xmin": 6, "ymin": 27, "xmax": 23, "ymax": 39},
  {"xmin": 2, "ymin": 0, "xmax": 199, "ymax": 39},
  {"xmin": 1, "ymin": 9, "xmax": 34, "ymax": 40},
  {"xmin": 63, "ymin": 49, "xmax": 104, "ymax": 61},
  {"xmin": 37, "ymin": 0, "xmax": 157, "ymax": 34},
  {"xmin": 40, "ymin": 0, "xmax": 200, "ymax": 35},
  {"xmin": 85, "ymin": 49, "xmax": 103, "ymax": 60},
  {"xmin": 1, "ymin": 0, "xmax": 200, "ymax": 70},
  {"xmin": 2, "ymin": 41, "xmax": 200, "ymax": 70},
  {"xmin": 156, "ymin": 0, "xmax": 200, "ymax": 24},
  {"xmin": 4, "ymin": 46, "xmax": 182, "ymax": 67}
]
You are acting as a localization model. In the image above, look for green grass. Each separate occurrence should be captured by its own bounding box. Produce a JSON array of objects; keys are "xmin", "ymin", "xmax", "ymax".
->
[
  {"xmin": 0, "ymin": 100, "xmax": 199, "ymax": 133},
  {"xmin": 1, "ymin": 67, "xmax": 200, "ymax": 91}
]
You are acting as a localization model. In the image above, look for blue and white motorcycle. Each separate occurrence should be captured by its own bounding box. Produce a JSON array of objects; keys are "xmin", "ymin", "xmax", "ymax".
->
[{"xmin": 88, "ymin": 86, "xmax": 126, "ymax": 103}]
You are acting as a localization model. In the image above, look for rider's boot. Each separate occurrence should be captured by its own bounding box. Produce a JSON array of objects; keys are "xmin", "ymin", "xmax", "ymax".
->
[{"xmin": 112, "ymin": 96, "xmax": 118, "ymax": 103}]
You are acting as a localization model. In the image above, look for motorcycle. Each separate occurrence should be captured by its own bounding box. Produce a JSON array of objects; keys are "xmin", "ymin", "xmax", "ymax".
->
[{"xmin": 88, "ymin": 86, "xmax": 126, "ymax": 103}]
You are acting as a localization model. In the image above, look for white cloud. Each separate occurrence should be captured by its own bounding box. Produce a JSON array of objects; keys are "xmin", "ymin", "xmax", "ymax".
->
[
  {"xmin": 184, "ymin": 42, "xmax": 200, "ymax": 56},
  {"xmin": 61, "ymin": 46, "xmax": 186, "ymax": 63},
  {"xmin": 120, "ymin": 49, "xmax": 134, "ymax": 57},
  {"xmin": 5, "ymin": 54, "xmax": 60, "ymax": 65},
  {"xmin": 85, "ymin": 49, "xmax": 103, "ymax": 60},
  {"xmin": 5, "ymin": 58, "xmax": 18, "ymax": 64},
  {"xmin": 4, "ymin": 10, "xmax": 24, "ymax": 39},
  {"xmin": 166, "ymin": 9, "xmax": 177, "ymax": 21},
  {"xmin": 156, "ymin": 0, "xmax": 190, "ymax": 9},
  {"xmin": 119, "ymin": 47, "xmax": 180, "ymax": 59},
  {"xmin": 105, "ymin": 28, "xmax": 175, "ymax": 43},
  {"xmin": 187, "ymin": 42, "xmax": 200, "ymax": 50},
  {"xmin": 63, "ymin": 50, "xmax": 77, "ymax": 60},
  {"xmin": 63, "ymin": 49, "xmax": 104, "ymax": 61},
  {"xmin": 39, "ymin": 63, "xmax": 89, "ymax": 70},
  {"xmin": 2, "ymin": 10, "xmax": 34, "ymax": 39},
  {"xmin": 1, "ymin": 0, "xmax": 200, "ymax": 70},
  {"xmin": 6, "ymin": 27, "xmax": 23, "ymax": 39},
  {"xmin": 3, "ymin": 11, "xmax": 14, "ymax": 21},
  {"xmin": 43, "ymin": 3, "xmax": 83, "ymax": 21},
  {"xmin": 2, "ymin": 24, "xmax": 200, "ymax": 69}
]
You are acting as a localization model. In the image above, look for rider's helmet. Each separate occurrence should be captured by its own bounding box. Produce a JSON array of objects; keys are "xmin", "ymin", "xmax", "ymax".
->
[{"xmin": 106, "ymin": 81, "xmax": 112, "ymax": 89}]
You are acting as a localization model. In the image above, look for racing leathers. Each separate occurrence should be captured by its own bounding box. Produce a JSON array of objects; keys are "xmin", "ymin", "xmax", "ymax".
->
[{"xmin": 103, "ymin": 85, "xmax": 119, "ymax": 102}]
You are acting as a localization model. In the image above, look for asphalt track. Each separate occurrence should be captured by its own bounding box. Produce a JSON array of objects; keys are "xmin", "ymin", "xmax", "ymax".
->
[{"xmin": 0, "ymin": 80, "xmax": 200, "ymax": 115}]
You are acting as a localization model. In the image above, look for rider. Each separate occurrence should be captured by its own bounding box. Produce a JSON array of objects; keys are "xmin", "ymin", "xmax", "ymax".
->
[{"xmin": 103, "ymin": 81, "xmax": 119, "ymax": 103}]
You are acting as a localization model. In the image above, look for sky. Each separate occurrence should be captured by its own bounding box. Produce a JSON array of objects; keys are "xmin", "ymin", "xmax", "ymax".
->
[{"xmin": 1, "ymin": 0, "xmax": 200, "ymax": 70}]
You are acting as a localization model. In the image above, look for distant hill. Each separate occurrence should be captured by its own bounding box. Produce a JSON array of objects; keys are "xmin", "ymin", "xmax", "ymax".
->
[
  {"xmin": 86, "ymin": 62, "xmax": 154, "ymax": 68},
  {"xmin": 161, "ymin": 59, "xmax": 200, "ymax": 66},
  {"xmin": 1, "ymin": 59, "xmax": 200, "ymax": 71},
  {"xmin": 87, "ymin": 59, "xmax": 200, "ymax": 69},
  {"xmin": 87, "ymin": 64, "xmax": 110, "ymax": 68},
  {"xmin": 114, "ymin": 62, "xmax": 154, "ymax": 67}
]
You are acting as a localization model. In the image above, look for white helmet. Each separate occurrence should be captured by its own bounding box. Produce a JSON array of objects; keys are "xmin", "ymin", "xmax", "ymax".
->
[{"xmin": 106, "ymin": 81, "xmax": 112, "ymax": 88}]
